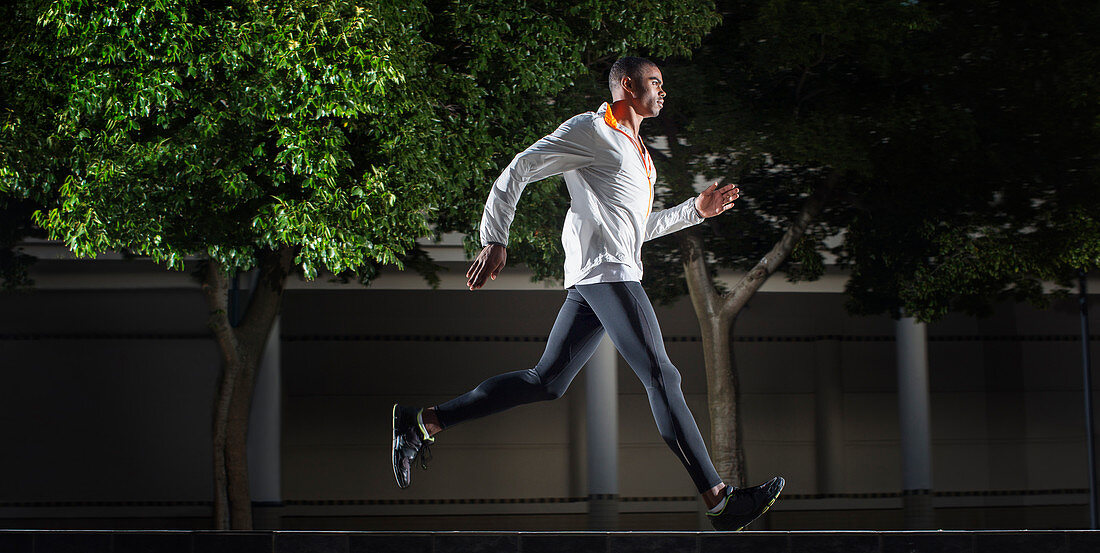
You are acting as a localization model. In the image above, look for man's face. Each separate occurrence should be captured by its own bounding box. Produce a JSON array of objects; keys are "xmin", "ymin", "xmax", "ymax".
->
[{"xmin": 628, "ymin": 65, "xmax": 666, "ymax": 118}]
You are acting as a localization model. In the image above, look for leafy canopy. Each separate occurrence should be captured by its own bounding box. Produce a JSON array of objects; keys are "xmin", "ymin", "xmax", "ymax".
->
[
  {"xmin": 1, "ymin": 0, "xmax": 721, "ymax": 279},
  {"xmin": 615, "ymin": 0, "xmax": 1099, "ymax": 322},
  {"xmin": 635, "ymin": 0, "xmax": 938, "ymax": 304},
  {"xmin": 839, "ymin": 0, "xmax": 1100, "ymax": 320}
]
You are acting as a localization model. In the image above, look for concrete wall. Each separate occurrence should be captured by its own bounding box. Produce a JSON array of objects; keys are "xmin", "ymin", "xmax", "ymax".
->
[
  {"xmin": 0, "ymin": 289, "xmax": 218, "ymax": 502},
  {"xmin": 1, "ymin": 280, "xmax": 1098, "ymax": 529}
]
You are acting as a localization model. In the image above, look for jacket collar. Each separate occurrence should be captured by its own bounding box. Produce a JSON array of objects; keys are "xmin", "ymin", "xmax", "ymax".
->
[{"xmin": 599, "ymin": 102, "xmax": 619, "ymax": 129}]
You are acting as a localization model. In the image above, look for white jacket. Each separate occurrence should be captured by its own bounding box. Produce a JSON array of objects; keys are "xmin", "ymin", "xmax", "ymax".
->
[{"xmin": 480, "ymin": 102, "xmax": 704, "ymax": 289}]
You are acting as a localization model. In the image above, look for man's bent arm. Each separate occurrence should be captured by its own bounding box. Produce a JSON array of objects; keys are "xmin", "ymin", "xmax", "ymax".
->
[
  {"xmin": 643, "ymin": 197, "xmax": 705, "ymax": 242},
  {"xmin": 479, "ymin": 117, "xmax": 597, "ymax": 247}
]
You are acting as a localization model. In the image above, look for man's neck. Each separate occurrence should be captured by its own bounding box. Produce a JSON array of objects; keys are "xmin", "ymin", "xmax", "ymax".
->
[{"xmin": 610, "ymin": 99, "xmax": 644, "ymax": 139}]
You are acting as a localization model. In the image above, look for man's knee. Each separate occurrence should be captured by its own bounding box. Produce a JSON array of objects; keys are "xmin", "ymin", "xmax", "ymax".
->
[
  {"xmin": 641, "ymin": 365, "xmax": 686, "ymax": 404},
  {"xmin": 540, "ymin": 372, "xmax": 570, "ymax": 401},
  {"xmin": 544, "ymin": 385, "xmax": 567, "ymax": 401},
  {"xmin": 661, "ymin": 363, "xmax": 683, "ymax": 388},
  {"xmin": 527, "ymin": 367, "xmax": 568, "ymax": 401}
]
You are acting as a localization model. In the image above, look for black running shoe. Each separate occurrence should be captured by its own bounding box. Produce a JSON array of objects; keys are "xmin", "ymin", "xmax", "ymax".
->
[
  {"xmin": 706, "ymin": 476, "xmax": 785, "ymax": 531},
  {"xmin": 392, "ymin": 403, "xmax": 434, "ymax": 489}
]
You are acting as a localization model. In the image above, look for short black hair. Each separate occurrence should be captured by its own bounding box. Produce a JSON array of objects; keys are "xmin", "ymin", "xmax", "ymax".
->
[{"xmin": 608, "ymin": 56, "xmax": 656, "ymax": 93}]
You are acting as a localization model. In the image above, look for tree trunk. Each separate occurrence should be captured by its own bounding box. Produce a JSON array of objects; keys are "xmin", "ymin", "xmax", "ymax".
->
[
  {"xmin": 201, "ymin": 246, "xmax": 298, "ymax": 530},
  {"xmin": 681, "ymin": 232, "xmax": 747, "ymax": 487},
  {"xmin": 680, "ymin": 174, "xmax": 838, "ymax": 489},
  {"xmin": 225, "ymin": 345, "xmax": 258, "ymax": 530}
]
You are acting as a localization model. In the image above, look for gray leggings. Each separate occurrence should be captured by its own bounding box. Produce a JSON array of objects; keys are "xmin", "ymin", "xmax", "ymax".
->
[{"xmin": 433, "ymin": 280, "xmax": 722, "ymax": 494}]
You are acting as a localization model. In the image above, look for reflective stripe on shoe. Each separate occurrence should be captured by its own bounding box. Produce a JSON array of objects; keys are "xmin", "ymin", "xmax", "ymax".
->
[{"xmin": 706, "ymin": 476, "xmax": 785, "ymax": 531}]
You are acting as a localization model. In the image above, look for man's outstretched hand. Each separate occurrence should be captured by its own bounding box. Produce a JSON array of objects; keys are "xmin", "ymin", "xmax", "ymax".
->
[
  {"xmin": 695, "ymin": 181, "xmax": 741, "ymax": 218},
  {"xmin": 467, "ymin": 243, "xmax": 507, "ymax": 290}
]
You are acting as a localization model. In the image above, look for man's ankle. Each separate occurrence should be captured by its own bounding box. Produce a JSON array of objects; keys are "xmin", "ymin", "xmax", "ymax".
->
[
  {"xmin": 702, "ymin": 483, "xmax": 728, "ymax": 510},
  {"xmin": 421, "ymin": 407, "xmax": 443, "ymax": 437}
]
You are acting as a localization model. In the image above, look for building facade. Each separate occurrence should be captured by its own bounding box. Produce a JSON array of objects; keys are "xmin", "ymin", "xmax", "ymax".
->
[{"xmin": 1, "ymin": 240, "xmax": 1097, "ymax": 530}]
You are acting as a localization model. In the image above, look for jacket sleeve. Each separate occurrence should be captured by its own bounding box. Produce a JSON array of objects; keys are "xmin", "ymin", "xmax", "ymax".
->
[
  {"xmin": 644, "ymin": 196, "xmax": 705, "ymax": 242},
  {"xmin": 479, "ymin": 116, "xmax": 596, "ymax": 247}
]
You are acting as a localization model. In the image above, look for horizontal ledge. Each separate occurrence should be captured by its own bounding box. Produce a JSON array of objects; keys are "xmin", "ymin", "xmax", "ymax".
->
[
  {"xmin": 2, "ymin": 333, "xmax": 1096, "ymax": 342},
  {"xmin": 0, "ymin": 528, "xmax": 1094, "ymax": 534},
  {"xmin": 0, "ymin": 489, "xmax": 1086, "ymax": 508}
]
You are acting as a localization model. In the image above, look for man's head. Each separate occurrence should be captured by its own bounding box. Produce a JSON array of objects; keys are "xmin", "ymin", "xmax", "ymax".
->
[{"xmin": 608, "ymin": 56, "xmax": 665, "ymax": 117}]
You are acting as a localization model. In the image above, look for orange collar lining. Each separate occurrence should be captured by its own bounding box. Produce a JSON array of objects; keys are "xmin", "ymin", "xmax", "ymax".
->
[
  {"xmin": 602, "ymin": 103, "xmax": 654, "ymax": 216},
  {"xmin": 602, "ymin": 103, "xmax": 652, "ymax": 172}
]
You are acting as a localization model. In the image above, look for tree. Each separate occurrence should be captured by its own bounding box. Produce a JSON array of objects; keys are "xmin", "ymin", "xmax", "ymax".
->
[
  {"xmin": 838, "ymin": 1, "xmax": 1100, "ymax": 320},
  {"xmin": 4, "ymin": 0, "xmax": 441, "ymax": 530},
  {"xmin": 1, "ymin": 0, "xmax": 720, "ymax": 529}
]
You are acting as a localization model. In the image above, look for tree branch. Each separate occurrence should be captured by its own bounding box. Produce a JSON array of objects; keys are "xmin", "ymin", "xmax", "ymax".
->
[
  {"xmin": 680, "ymin": 230, "xmax": 720, "ymax": 316},
  {"xmin": 721, "ymin": 171, "xmax": 840, "ymax": 319}
]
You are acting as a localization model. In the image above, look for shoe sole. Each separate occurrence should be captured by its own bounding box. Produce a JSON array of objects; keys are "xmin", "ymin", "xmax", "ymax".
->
[{"xmin": 735, "ymin": 476, "xmax": 784, "ymax": 531}]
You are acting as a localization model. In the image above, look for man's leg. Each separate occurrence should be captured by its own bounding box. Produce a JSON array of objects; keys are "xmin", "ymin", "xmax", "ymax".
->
[
  {"xmin": 575, "ymin": 281, "xmax": 723, "ymax": 495},
  {"xmin": 427, "ymin": 287, "xmax": 605, "ymax": 432}
]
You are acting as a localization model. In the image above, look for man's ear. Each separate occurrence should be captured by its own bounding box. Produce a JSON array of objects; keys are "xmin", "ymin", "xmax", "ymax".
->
[{"xmin": 620, "ymin": 75, "xmax": 635, "ymax": 98}]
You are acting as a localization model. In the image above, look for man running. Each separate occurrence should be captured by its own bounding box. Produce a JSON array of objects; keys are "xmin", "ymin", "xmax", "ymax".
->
[{"xmin": 392, "ymin": 56, "xmax": 784, "ymax": 531}]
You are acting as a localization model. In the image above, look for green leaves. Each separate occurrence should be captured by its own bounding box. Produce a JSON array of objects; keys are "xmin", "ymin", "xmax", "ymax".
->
[
  {"xmin": 838, "ymin": 1, "xmax": 1100, "ymax": 320},
  {"xmin": 2, "ymin": 0, "xmax": 722, "ymax": 285},
  {"xmin": 4, "ymin": 0, "xmax": 437, "ymax": 277}
]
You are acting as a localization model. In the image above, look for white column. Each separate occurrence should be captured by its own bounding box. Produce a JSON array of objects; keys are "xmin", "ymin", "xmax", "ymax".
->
[
  {"xmin": 896, "ymin": 316, "xmax": 934, "ymax": 528},
  {"xmin": 814, "ymin": 338, "xmax": 845, "ymax": 494},
  {"xmin": 568, "ymin": 365, "xmax": 588, "ymax": 499},
  {"xmin": 248, "ymin": 316, "xmax": 282, "ymax": 528},
  {"xmin": 586, "ymin": 334, "xmax": 619, "ymax": 530}
]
